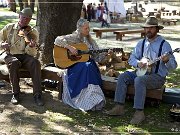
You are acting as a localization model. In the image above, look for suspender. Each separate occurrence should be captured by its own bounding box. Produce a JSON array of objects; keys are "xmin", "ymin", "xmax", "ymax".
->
[
  {"xmin": 141, "ymin": 39, "xmax": 165, "ymax": 74},
  {"xmin": 155, "ymin": 39, "xmax": 165, "ymax": 73},
  {"xmin": 141, "ymin": 38, "xmax": 146, "ymax": 58}
]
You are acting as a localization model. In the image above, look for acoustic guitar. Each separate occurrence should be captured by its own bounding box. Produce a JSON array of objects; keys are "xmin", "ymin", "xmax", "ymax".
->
[
  {"xmin": 53, "ymin": 43, "xmax": 123, "ymax": 68},
  {"xmin": 136, "ymin": 48, "xmax": 180, "ymax": 76}
]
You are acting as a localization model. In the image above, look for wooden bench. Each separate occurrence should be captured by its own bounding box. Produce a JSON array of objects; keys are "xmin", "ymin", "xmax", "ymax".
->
[
  {"xmin": 102, "ymin": 76, "xmax": 165, "ymax": 101},
  {"xmin": 93, "ymin": 27, "xmax": 128, "ymax": 38},
  {"xmin": 161, "ymin": 12, "xmax": 172, "ymax": 16},
  {"xmin": 162, "ymin": 19, "xmax": 177, "ymax": 25},
  {"xmin": 0, "ymin": 67, "xmax": 164, "ymax": 101},
  {"xmin": 114, "ymin": 29, "xmax": 145, "ymax": 41},
  {"xmin": 0, "ymin": 66, "xmax": 64, "ymax": 99}
]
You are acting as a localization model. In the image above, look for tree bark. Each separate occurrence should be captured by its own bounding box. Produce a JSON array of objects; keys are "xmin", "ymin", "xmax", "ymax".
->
[
  {"xmin": 8, "ymin": 0, "xmax": 16, "ymax": 12},
  {"xmin": 18, "ymin": 0, "xmax": 24, "ymax": 11},
  {"xmin": 30, "ymin": 0, "xmax": 35, "ymax": 13},
  {"xmin": 37, "ymin": 0, "xmax": 83, "ymax": 65},
  {"xmin": 24, "ymin": 0, "xmax": 29, "ymax": 7}
]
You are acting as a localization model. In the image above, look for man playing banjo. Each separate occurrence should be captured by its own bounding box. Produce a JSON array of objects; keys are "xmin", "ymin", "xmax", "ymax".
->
[{"xmin": 107, "ymin": 17, "xmax": 177, "ymax": 124}]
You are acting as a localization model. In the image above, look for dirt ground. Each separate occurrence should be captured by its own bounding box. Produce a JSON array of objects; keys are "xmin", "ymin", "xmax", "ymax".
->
[
  {"xmin": 0, "ymin": 80, "xmax": 76, "ymax": 134},
  {"xmin": 0, "ymin": 2, "xmax": 180, "ymax": 134}
]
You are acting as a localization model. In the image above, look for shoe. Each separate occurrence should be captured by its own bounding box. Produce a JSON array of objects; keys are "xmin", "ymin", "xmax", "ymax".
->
[
  {"xmin": 34, "ymin": 94, "xmax": 44, "ymax": 106},
  {"xmin": 130, "ymin": 110, "xmax": 145, "ymax": 125},
  {"xmin": 106, "ymin": 104, "xmax": 124, "ymax": 116},
  {"xmin": 11, "ymin": 94, "xmax": 19, "ymax": 105}
]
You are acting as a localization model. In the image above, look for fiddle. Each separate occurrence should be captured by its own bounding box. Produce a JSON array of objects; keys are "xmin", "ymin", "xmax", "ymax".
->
[{"xmin": 18, "ymin": 25, "xmax": 37, "ymax": 46}]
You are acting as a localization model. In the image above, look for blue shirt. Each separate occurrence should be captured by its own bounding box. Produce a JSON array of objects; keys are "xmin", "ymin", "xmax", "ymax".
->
[{"xmin": 128, "ymin": 35, "xmax": 177, "ymax": 77}]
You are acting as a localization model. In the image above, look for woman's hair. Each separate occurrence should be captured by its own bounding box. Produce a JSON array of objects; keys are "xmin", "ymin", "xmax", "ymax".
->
[
  {"xmin": 76, "ymin": 18, "xmax": 88, "ymax": 30},
  {"xmin": 76, "ymin": 18, "xmax": 94, "ymax": 44}
]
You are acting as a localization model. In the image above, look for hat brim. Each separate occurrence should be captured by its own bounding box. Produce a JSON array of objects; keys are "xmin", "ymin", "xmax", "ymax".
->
[
  {"xmin": 141, "ymin": 25, "xmax": 164, "ymax": 29},
  {"xmin": 18, "ymin": 12, "xmax": 36, "ymax": 20}
]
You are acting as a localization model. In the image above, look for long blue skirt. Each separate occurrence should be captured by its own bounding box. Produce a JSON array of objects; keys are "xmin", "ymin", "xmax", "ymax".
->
[{"xmin": 67, "ymin": 59, "xmax": 102, "ymax": 98}]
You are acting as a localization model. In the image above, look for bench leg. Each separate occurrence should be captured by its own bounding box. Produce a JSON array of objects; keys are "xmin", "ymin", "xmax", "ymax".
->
[
  {"xmin": 97, "ymin": 32, "xmax": 102, "ymax": 38},
  {"xmin": 145, "ymin": 98, "xmax": 161, "ymax": 108},
  {"xmin": 116, "ymin": 34, "xmax": 123, "ymax": 40},
  {"xmin": 96, "ymin": 32, "xmax": 98, "ymax": 38},
  {"xmin": 116, "ymin": 34, "xmax": 119, "ymax": 40},
  {"xmin": 57, "ymin": 81, "xmax": 63, "ymax": 100},
  {"xmin": 119, "ymin": 34, "xmax": 123, "ymax": 41}
]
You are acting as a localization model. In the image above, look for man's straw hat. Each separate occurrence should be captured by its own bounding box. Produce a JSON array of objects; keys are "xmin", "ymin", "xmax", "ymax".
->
[
  {"xmin": 18, "ymin": 8, "xmax": 36, "ymax": 20},
  {"xmin": 141, "ymin": 17, "xmax": 164, "ymax": 29}
]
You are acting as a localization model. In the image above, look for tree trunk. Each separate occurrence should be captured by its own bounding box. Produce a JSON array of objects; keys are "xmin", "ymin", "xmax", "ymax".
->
[
  {"xmin": 9, "ymin": 0, "xmax": 16, "ymax": 12},
  {"xmin": 30, "ymin": 0, "xmax": 35, "ymax": 13},
  {"xmin": 18, "ymin": 0, "xmax": 24, "ymax": 11},
  {"xmin": 37, "ymin": 0, "xmax": 83, "ymax": 65},
  {"xmin": 24, "ymin": 0, "xmax": 29, "ymax": 7}
]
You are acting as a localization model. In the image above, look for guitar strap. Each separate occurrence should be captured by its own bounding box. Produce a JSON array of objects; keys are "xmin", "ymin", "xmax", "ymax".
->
[
  {"xmin": 155, "ymin": 39, "xmax": 165, "ymax": 73},
  {"xmin": 141, "ymin": 38, "xmax": 165, "ymax": 74}
]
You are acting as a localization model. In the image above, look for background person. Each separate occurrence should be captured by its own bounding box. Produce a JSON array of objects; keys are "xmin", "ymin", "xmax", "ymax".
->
[
  {"xmin": 107, "ymin": 17, "xmax": 177, "ymax": 124},
  {"xmin": 101, "ymin": 10, "xmax": 110, "ymax": 28},
  {"xmin": 0, "ymin": 8, "xmax": 44, "ymax": 106}
]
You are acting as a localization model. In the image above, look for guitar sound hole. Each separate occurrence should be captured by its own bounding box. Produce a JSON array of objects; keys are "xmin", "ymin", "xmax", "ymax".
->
[{"xmin": 69, "ymin": 55, "xmax": 82, "ymax": 61}]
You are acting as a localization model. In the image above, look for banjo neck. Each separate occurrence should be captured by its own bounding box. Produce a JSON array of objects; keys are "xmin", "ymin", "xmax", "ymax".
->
[{"xmin": 136, "ymin": 48, "xmax": 180, "ymax": 76}]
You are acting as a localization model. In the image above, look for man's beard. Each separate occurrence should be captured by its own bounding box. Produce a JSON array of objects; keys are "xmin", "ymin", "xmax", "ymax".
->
[{"xmin": 146, "ymin": 32, "xmax": 156, "ymax": 39}]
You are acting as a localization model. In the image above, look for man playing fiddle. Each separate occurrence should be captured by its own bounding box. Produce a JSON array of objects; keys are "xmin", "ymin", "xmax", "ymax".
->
[{"xmin": 0, "ymin": 8, "xmax": 44, "ymax": 106}]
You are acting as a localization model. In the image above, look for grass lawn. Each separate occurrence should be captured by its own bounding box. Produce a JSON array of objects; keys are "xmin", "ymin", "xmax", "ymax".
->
[{"xmin": 0, "ymin": 7, "xmax": 180, "ymax": 134}]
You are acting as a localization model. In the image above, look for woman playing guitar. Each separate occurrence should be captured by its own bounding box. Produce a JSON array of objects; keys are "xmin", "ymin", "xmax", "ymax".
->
[{"xmin": 54, "ymin": 18, "xmax": 113, "ymax": 112}]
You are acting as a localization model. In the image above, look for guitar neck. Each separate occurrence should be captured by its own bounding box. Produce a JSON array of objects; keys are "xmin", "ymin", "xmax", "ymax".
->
[{"xmin": 78, "ymin": 48, "xmax": 123, "ymax": 55}]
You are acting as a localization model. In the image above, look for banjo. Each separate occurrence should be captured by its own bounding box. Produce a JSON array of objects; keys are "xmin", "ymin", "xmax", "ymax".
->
[{"xmin": 136, "ymin": 48, "xmax": 180, "ymax": 76}]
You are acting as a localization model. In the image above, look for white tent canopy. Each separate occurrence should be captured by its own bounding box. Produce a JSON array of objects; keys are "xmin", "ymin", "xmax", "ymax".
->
[
  {"xmin": 105, "ymin": 0, "xmax": 126, "ymax": 17},
  {"xmin": 83, "ymin": 0, "xmax": 100, "ymax": 5}
]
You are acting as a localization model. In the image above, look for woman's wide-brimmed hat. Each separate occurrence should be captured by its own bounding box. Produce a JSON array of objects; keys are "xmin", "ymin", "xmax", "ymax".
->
[
  {"xmin": 18, "ymin": 8, "xmax": 36, "ymax": 20},
  {"xmin": 141, "ymin": 17, "xmax": 164, "ymax": 29}
]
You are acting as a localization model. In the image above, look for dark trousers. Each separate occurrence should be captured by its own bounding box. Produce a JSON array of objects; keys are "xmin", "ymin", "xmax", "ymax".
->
[
  {"xmin": 4, "ymin": 54, "xmax": 42, "ymax": 96},
  {"xmin": 101, "ymin": 19, "xmax": 109, "ymax": 27}
]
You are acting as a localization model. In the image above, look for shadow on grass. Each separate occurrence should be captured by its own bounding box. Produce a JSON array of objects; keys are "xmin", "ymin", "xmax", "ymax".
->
[
  {"xmin": 164, "ymin": 36, "xmax": 180, "ymax": 43},
  {"xmin": 1, "ymin": 85, "xmax": 179, "ymax": 134},
  {"xmin": 0, "ymin": 16, "xmax": 18, "ymax": 29},
  {"xmin": 166, "ymin": 68, "xmax": 180, "ymax": 88}
]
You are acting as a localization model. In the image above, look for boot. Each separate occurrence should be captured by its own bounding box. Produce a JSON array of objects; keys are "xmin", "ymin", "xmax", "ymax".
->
[
  {"xmin": 106, "ymin": 104, "xmax": 124, "ymax": 116},
  {"xmin": 130, "ymin": 110, "xmax": 145, "ymax": 124},
  {"xmin": 34, "ymin": 94, "xmax": 44, "ymax": 106},
  {"xmin": 11, "ymin": 94, "xmax": 20, "ymax": 105}
]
